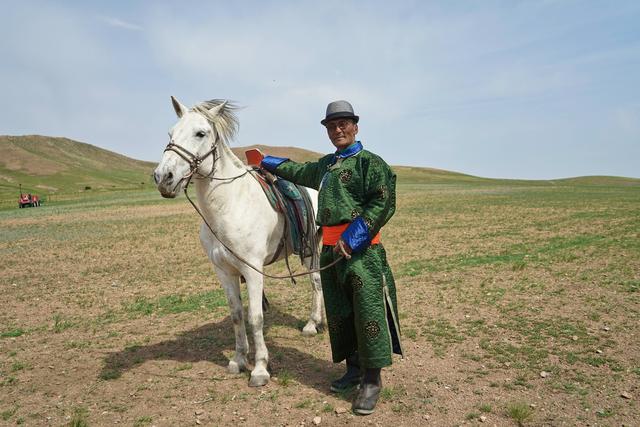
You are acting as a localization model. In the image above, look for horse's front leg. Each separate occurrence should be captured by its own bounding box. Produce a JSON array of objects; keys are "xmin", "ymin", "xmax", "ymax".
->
[
  {"xmin": 302, "ymin": 266, "xmax": 325, "ymax": 336},
  {"xmin": 215, "ymin": 267, "xmax": 249, "ymax": 374},
  {"xmin": 243, "ymin": 269, "xmax": 270, "ymax": 387}
]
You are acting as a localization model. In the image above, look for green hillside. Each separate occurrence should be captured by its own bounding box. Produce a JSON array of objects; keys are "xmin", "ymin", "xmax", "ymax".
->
[
  {"xmin": 0, "ymin": 135, "xmax": 156, "ymax": 204},
  {"xmin": 393, "ymin": 165, "xmax": 497, "ymax": 185},
  {"xmin": 394, "ymin": 166, "xmax": 640, "ymax": 187},
  {"xmin": 552, "ymin": 175, "xmax": 640, "ymax": 187},
  {"xmin": 2, "ymin": 134, "xmax": 638, "ymax": 209}
]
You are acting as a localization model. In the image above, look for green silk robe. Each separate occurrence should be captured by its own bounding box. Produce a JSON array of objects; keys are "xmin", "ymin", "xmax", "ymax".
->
[{"xmin": 267, "ymin": 142, "xmax": 403, "ymax": 367}]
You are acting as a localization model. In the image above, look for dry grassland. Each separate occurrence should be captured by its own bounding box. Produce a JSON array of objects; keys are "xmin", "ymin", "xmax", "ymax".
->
[{"xmin": 1, "ymin": 183, "xmax": 639, "ymax": 426}]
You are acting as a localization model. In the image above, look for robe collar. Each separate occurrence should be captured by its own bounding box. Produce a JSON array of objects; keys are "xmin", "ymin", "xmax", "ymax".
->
[{"xmin": 332, "ymin": 141, "xmax": 362, "ymax": 164}]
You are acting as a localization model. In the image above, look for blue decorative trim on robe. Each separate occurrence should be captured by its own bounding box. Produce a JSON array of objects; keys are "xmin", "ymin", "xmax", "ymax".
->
[
  {"xmin": 330, "ymin": 141, "xmax": 363, "ymax": 166},
  {"xmin": 341, "ymin": 216, "xmax": 370, "ymax": 253},
  {"xmin": 262, "ymin": 156, "xmax": 289, "ymax": 172}
]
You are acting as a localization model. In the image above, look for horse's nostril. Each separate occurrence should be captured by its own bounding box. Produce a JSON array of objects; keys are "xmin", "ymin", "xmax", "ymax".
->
[{"xmin": 166, "ymin": 172, "xmax": 173, "ymax": 182}]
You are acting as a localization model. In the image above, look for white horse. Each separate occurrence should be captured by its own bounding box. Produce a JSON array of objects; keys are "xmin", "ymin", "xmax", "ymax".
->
[{"xmin": 153, "ymin": 97, "xmax": 325, "ymax": 386}]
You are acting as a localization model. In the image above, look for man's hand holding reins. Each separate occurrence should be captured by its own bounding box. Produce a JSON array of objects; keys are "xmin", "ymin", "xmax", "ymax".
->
[{"xmin": 334, "ymin": 239, "xmax": 353, "ymax": 260}]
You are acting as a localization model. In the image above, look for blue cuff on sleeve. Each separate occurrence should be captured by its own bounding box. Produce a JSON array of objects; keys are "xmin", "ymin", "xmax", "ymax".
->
[
  {"xmin": 261, "ymin": 156, "xmax": 289, "ymax": 173},
  {"xmin": 341, "ymin": 216, "xmax": 371, "ymax": 253}
]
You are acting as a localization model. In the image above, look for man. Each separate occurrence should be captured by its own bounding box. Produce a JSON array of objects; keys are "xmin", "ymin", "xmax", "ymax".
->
[{"xmin": 261, "ymin": 100, "xmax": 403, "ymax": 415}]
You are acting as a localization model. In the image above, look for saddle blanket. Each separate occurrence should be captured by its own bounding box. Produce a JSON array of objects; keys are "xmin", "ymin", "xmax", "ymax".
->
[{"xmin": 254, "ymin": 170, "xmax": 315, "ymax": 258}]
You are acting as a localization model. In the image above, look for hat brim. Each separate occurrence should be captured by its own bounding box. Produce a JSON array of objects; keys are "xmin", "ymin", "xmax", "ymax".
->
[{"xmin": 321, "ymin": 113, "xmax": 359, "ymax": 126}]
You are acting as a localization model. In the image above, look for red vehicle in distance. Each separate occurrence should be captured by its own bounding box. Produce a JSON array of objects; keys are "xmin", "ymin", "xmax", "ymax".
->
[{"xmin": 19, "ymin": 193, "xmax": 41, "ymax": 208}]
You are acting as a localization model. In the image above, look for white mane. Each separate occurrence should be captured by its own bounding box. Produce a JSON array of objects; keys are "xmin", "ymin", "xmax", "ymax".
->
[{"xmin": 191, "ymin": 99, "xmax": 239, "ymax": 145}]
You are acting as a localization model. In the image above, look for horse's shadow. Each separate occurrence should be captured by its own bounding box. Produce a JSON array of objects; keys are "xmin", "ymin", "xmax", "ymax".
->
[{"xmin": 101, "ymin": 307, "xmax": 344, "ymax": 396}]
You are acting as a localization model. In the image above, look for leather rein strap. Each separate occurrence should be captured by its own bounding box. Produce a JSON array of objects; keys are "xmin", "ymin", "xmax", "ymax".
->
[{"xmin": 163, "ymin": 137, "xmax": 343, "ymax": 280}]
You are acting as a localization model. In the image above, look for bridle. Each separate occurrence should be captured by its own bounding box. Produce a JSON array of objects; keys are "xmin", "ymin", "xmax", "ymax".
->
[
  {"xmin": 161, "ymin": 125, "xmax": 344, "ymax": 280},
  {"xmin": 162, "ymin": 130, "xmax": 255, "ymax": 198},
  {"xmin": 164, "ymin": 140, "xmax": 218, "ymax": 179}
]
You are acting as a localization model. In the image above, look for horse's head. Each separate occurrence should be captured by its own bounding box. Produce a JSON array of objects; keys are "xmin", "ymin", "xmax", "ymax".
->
[{"xmin": 154, "ymin": 96, "xmax": 238, "ymax": 198}]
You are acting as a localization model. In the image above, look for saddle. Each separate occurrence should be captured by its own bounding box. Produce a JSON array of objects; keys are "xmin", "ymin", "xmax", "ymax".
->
[{"xmin": 252, "ymin": 168, "xmax": 320, "ymax": 273}]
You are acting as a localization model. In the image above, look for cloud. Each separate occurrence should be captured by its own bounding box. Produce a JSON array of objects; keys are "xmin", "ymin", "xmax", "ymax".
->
[{"xmin": 100, "ymin": 16, "xmax": 143, "ymax": 31}]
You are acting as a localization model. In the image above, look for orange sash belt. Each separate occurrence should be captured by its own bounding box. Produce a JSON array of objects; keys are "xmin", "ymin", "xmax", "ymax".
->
[{"xmin": 322, "ymin": 223, "xmax": 381, "ymax": 246}]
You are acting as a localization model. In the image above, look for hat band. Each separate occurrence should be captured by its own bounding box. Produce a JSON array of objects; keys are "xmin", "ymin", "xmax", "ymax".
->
[{"xmin": 321, "ymin": 112, "xmax": 359, "ymax": 125}]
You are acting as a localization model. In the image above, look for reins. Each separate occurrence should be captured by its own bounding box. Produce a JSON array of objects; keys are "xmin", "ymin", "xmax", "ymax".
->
[{"xmin": 164, "ymin": 137, "xmax": 344, "ymax": 280}]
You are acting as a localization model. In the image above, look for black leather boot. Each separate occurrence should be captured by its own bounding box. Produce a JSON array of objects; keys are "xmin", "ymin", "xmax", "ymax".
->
[
  {"xmin": 352, "ymin": 368, "xmax": 382, "ymax": 415},
  {"xmin": 330, "ymin": 353, "xmax": 362, "ymax": 393}
]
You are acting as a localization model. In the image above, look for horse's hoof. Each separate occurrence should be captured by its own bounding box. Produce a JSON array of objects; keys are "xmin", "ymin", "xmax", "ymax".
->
[
  {"xmin": 228, "ymin": 360, "xmax": 245, "ymax": 375},
  {"xmin": 249, "ymin": 372, "xmax": 270, "ymax": 387},
  {"xmin": 302, "ymin": 322, "xmax": 318, "ymax": 336}
]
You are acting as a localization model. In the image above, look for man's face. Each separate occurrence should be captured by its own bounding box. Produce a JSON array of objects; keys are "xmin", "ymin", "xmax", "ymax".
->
[{"xmin": 325, "ymin": 118, "xmax": 358, "ymax": 150}]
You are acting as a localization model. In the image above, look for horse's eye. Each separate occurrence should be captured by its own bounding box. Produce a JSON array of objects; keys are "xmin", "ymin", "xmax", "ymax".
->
[{"xmin": 196, "ymin": 131, "xmax": 206, "ymax": 138}]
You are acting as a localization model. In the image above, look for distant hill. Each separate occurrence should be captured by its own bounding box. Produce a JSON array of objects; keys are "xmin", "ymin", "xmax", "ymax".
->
[
  {"xmin": 552, "ymin": 176, "xmax": 640, "ymax": 187},
  {"xmin": 2, "ymin": 135, "xmax": 638, "ymax": 207},
  {"xmin": 393, "ymin": 166, "xmax": 640, "ymax": 186},
  {"xmin": 0, "ymin": 135, "xmax": 156, "ymax": 199},
  {"xmin": 0, "ymin": 137, "xmax": 325, "ymax": 202}
]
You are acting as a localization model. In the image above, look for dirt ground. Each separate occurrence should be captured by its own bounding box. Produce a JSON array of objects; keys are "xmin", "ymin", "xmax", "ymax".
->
[{"xmin": 1, "ymin": 184, "xmax": 639, "ymax": 426}]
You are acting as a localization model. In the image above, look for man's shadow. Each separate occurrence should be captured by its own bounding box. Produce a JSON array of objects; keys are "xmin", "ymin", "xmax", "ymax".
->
[{"xmin": 100, "ymin": 307, "xmax": 346, "ymax": 397}]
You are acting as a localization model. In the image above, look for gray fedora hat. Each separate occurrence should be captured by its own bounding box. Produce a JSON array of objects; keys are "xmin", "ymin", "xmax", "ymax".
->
[{"xmin": 321, "ymin": 100, "xmax": 359, "ymax": 126}]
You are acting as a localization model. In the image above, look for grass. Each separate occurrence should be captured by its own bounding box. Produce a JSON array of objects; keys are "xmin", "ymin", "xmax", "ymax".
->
[
  {"xmin": 123, "ymin": 290, "xmax": 228, "ymax": 317},
  {"xmin": 322, "ymin": 402, "xmax": 334, "ymax": 413},
  {"xmin": 1, "ymin": 329, "xmax": 25, "ymax": 338},
  {"xmin": 380, "ymin": 385, "xmax": 406, "ymax": 402},
  {"xmin": 133, "ymin": 416, "xmax": 153, "ymax": 427},
  {"xmin": 421, "ymin": 319, "xmax": 465, "ymax": 356},
  {"xmin": 596, "ymin": 408, "xmax": 614, "ymax": 418},
  {"xmin": 478, "ymin": 338, "xmax": 548, "ymax": 369},
  {"xmin": 174, "ymin": 363, "xmax": 192, "ymax": 371},
  {"xmin": 1, "ymin": 406, "xmax": 18, "ymax": 421},
  {"xmin": 52, "ymin": 314, "xmax": 75, "ymax": 333},
  {"xmin": 66, "ymin": 407, "xmax": 89, "ymax": 427},
  {"xmin": 404, "ymin": 327, "xmax": 417, "ymax": 340},
  {"xmin": 398, "ymin": 233, "xmax": 614, "ymax": 278},
  {"xmin": 465, "ymin": 412, "xmax": 480, "ymax": 420},
  {"xmin": 277, "ymin": 370, "xmax": 294, "ymax": 387},
  {"xmin": 1, "ymin": 172, "xmax": 638, "ymax": 425},
  {"xmin": 10, "ymin": 361, "xmax": 27, "ymax": 372},
  {"xmin": 99, "ymin": 369, "xmax": 121, "ymax": 381},
  {"xmin": 506, "ymin": 402, "xmax": 533, "ymax": 426},
  {"xmin": 553, "ymin": 381, "xmax": 589, "ymax": 397},
  {"xmin": 621, "ymin": 280, "xmax": 639, "ymax": 293},
  {"xmin": 65, "ymin": 340, "xmax": 90, "ymax": 349},
  {"xmin": 478, "ymin": 403, "xmax": 492, "ymax": 413},
  {"xmin": 294, "ymin": 398, "xmax": 312, "ymax": 409}
]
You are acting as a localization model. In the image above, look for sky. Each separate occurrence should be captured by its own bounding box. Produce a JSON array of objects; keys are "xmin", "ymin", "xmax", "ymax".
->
[{"xmin": 2, "ymin": 1, "xmax": 639, "ymax": 180}]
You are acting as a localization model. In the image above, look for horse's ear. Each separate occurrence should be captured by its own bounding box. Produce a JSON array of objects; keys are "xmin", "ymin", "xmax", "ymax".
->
[
  {"xmin": 171, "ymin": 96, "xmax": 188, "ymax": 118},
  {"xmin": 208, "ymin": 101, "xmax": 227, "ymax": 117}
]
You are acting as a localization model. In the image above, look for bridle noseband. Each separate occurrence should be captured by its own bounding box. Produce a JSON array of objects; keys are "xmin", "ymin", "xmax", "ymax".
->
[
  {"xmin": 163, "ymin": 134, "xmax": 220, "ymax": 187},
  {"xmin": 163, "ymin": 130, "xmax": 254, "ymax": 194}
]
